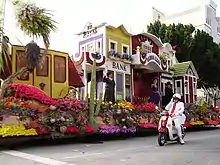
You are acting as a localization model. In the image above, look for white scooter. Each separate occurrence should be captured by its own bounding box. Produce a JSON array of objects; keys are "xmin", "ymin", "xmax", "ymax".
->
[{"xmin": 157, "ymin": 110, "xmax": 185, "ymax": 146}]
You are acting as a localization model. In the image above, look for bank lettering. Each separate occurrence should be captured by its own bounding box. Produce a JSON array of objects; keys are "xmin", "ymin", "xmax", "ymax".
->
[
  {"xmin": 112, "ymin": 62, "xmax": 127, "ymax": 71},
  {"xmin": 147, "ymin": 55, "xmax": 160, "ymax": 65}
]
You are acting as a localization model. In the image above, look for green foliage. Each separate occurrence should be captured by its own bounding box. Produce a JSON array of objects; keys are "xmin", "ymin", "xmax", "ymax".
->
[
  {"xmin": 147, "ymin": 21, "xmax": 220, "ymax": 88},
  {"xmin": 88, "ymin": 60, "xmax": 96, "ymax": 125},
  {"xmin": 95, "ymin": 92, "xmax": 103, "ymax": 116},
  {"xmin": 159, "ymin": 54, "xmax": 167, "ymax": 63},
  {"xmin": 13, "ymin": 0, "xmax": 57, "ymax": 49}
]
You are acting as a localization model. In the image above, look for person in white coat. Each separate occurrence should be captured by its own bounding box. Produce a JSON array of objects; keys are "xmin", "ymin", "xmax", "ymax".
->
[{"xmin": 165, "ymin": 93, "xmax": 186, "ymax": 144}]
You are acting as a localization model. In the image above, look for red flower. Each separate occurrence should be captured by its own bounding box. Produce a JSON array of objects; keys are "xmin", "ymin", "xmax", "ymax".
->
[
  {"xmin": 35, "ymin": 128, "xmax": 49, "ymax": 135},
  {"xmin": 85, "ymin": 126, "xmax": 95, "ymax": 133},
  {"xmin": 66, "ymin": 126, "xmax": 78, "ymax": 133},
  {"xmin": 207, "ymin": 120, "xmax": 218, "ymax": 125},
  {"xmin": 133, "ymin": 103, "xmax": 156, "ymax": 113},
  {"xmin": 138, "ymin": 123, "xmax": 157, "ymax": 129},
  {"xmin": 182, "ymin": 122, "xmax": 190, "ymax": 127},
  {"xmin": 8, "ymin": 84, "xmax": 58, "ymax": 105}
]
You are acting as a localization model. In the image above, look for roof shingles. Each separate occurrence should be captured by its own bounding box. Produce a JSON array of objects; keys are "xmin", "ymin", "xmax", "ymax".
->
[{"xmin": 173, "ymin": 61, "xmax": 192, "ymax": 77}]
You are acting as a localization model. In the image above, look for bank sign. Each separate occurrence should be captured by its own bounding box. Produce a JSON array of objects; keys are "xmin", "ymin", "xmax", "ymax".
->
[{"xmin": 106, "ymin": 60, "xmax": 131, "ymax": 74}]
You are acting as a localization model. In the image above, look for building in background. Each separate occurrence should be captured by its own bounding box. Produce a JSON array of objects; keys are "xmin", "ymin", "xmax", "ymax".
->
[
  {"xmin": 152, "ymin": 0, "xmax": 220, "ymax": 43},
  {"xmin": 73, "ymin": 22, "xmax": 199, "ymax": 104},
  {"xmin": 73, "ymin": 22, "xmax": 132, "ymax": 100}
]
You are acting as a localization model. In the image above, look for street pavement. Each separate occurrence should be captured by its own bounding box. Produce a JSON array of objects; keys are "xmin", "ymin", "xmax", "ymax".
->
[{"xmin": 1, "ymin": 129, "xmax": 220, "ymax": 165}]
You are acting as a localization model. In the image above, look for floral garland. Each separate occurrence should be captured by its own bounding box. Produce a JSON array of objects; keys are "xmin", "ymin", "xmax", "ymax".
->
[{"xmin": 7, "ymin": 84, "xmax": 58, "ymax": 105}]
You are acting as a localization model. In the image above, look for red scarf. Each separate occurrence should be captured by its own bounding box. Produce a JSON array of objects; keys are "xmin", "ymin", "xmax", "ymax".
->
[{"xmin": 170, "ymin": 103, "xmax": 177, "ymax": 114}]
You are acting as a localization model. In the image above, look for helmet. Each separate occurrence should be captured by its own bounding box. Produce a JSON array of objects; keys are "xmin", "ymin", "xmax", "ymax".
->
[{"xmin": 173, "ymin": 93, "xmax": 181, "ymax": 100}]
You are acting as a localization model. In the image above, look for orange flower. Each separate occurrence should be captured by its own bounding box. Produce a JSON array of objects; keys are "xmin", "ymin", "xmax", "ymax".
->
[{"xmin": 38, "ymin": 105, "xmax": 48, "ymax": 112}]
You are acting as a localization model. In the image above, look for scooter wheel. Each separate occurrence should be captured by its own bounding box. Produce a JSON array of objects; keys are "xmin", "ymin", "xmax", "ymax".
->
[{"xmin": 158, "ymin": 133, "xmax": 166, "ymax": 146}]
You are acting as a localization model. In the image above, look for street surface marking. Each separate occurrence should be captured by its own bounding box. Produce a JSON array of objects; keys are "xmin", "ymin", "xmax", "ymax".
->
[
  {"xmin": 61, "ymin": 145, "xmax": 155, "ymax": 159},
  {"xmin": 2, "ymin": 150, "xmax": 76, "ymax": 165},
  {"xmin": 61, "ymin": 133, "xmax": 220, "ymax": 159},
  {"xmin": 2, "ymin": 132, "xmax": 220, "ymax": 163}
]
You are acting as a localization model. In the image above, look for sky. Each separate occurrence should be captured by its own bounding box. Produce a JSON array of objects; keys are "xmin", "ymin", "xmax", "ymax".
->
[{"xmin": 2, "ymin": 0, "xmax": 220, "ymax": 55}]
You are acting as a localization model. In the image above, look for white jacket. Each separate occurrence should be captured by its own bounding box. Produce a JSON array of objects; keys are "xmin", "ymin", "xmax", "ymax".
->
[{"xmin": 165, "ymin": 100, "xmax": 185, "ymax": 116}]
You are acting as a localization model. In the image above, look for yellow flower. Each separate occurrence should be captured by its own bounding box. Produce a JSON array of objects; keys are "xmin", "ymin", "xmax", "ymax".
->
[{"xmin": 0, "ymin": 125, "xmax": 37, "ymax": 137}]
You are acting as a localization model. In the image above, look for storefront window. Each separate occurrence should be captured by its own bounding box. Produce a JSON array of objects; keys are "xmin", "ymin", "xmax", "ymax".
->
[
  {"xmin": 36, "ymin": 56, "xmax": 49, "ymax": 76},
  {"xmin": 125, "ymin": 74, "xmax": 131, "ymax": 101},
  {"xmin": 185, "ymin": 80, "xmax": 189, "ymax": 94},
  {"xmin": 54, "ymin": 55, "xmax": 66, "ymax": 83},
  {"xmin": 116, "ymin": 73, "xmax": 123, "ymax": 100},
  {"xmin": 193, "ymin": 79, "xmax": 197, "ymax": 95},
  {"xmin": 161, "ymin": 82, "xmax": 165, "ymax": 96},
  {"xmin": 16, "ymin": 50, "xmax": 29, "ymax": 80},
  {"xmin": 175, "ymin": 80, "xmax": 182, "ymax": 95},
  {"xmin": 96, "ymin": 41, "xmax": 101, "ymax": 53}
]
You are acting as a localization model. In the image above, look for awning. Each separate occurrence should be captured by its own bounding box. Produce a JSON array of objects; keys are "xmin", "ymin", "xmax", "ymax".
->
[{"xmin": 68, "ymin": 56, "xmax": 84, "ymax": 88}]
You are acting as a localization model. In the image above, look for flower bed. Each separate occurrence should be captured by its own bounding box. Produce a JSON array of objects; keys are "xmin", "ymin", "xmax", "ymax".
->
[
  {"xmin": 0, "ymin": 84, "xmax": 219, "ymax": 140},
  {"xmin": 0, "ymin": 84, "xmax": 94, "ymax": 138}
]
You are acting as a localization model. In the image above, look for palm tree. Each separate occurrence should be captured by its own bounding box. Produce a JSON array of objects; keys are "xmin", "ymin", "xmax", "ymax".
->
[
  {"xmin": 1, "ymin": 0, "xmax": 57, "ymax": 96},
  {"xmin": 13, "ymin": 0, "xmax": 57, "ymax": 71}
]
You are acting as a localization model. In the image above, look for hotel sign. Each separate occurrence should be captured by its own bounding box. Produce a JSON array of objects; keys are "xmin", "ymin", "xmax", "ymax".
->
[
  {"xmin": 83, "ymin": 22, "xmax": 97, "ymax": 38},
  {"xmin": 147, "ymin": 54, "xmax": 161, "ymax": 66}
]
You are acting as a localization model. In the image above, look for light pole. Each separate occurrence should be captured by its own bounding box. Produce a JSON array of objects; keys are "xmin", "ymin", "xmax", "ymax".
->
[{"xmin": 0, "ymin": 0, "xmax": 6, "ymax": 55}]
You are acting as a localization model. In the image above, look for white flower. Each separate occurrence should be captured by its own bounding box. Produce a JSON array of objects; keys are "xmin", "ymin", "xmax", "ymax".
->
[{"xmin": 50, "ymin": 119, "xmax": 55, "ymax": 123}]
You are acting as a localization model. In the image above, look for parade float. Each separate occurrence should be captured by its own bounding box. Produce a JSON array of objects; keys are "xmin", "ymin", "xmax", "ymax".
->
[
  {"xmin": 0, "ymin": 58, "xmax": 219, "ymax": 141},
  {"xmin": 0, "ymin": 7, "xmax": 219, "ymax": 144}
]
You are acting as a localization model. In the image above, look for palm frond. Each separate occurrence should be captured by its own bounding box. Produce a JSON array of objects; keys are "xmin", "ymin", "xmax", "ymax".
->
[
  {"xmin": 13, "ymin": 0, "xmax": 57, "ymax": 71},
  {"xmin": 14, "ymin": 1, "xmax": 57, "ymax": 45}
]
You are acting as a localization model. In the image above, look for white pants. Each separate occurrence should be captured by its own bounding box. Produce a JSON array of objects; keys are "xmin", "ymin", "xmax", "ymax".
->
[{"xmin": 173, "ymin": 114, "xmax": 186, "ymax": 137}]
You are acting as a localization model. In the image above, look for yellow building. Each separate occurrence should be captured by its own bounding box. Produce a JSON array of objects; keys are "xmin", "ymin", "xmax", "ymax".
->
[
  {"xmin": 106, "ymin": 25, "xmax": 131, "ymax": 60},
  {"xmin": 75, "ymin": 23, "xmax": 132, "ymax": 101},
  {"xmin": 2, "ymin": 45, "xmax": 83, "ymax": 98},
  {"xmin": 105, "ymin": 25, "xmax": 132, "ymax": 100}
]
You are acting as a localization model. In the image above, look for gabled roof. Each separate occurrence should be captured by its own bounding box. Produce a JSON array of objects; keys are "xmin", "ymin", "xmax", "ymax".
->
[
  {"xmin": 173, "ymin": 61, "xmax": 199, "ymax": 78},
  {"xmin": 106, "ymin": 24, "xmax": 133, "ymax": 36}
]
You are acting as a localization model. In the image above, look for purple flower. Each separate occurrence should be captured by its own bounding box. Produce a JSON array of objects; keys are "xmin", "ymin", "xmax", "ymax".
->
[
  {"xmin": 99, "ymin": 126, "xmax": 136, "ymax": 134},
  {"xmin": 99, "ymin": 126, "xmax": 121, "ymax": 134},
  {"xmin": 120, "ymin": 127, "xmax": 136, "ymax": 133}
]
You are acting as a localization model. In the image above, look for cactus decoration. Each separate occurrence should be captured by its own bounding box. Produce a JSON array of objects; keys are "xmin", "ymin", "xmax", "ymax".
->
[
  {"xmin": 88, "ymin": 60, "xmax": 96, "ymax": 125},
  {"xmin": 85, "ymin": 94, "xmax": 89, "ymax": 105},
  {"xmin": 95, "ymin": 92, "xmax": 103, "ymax": 116}
]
